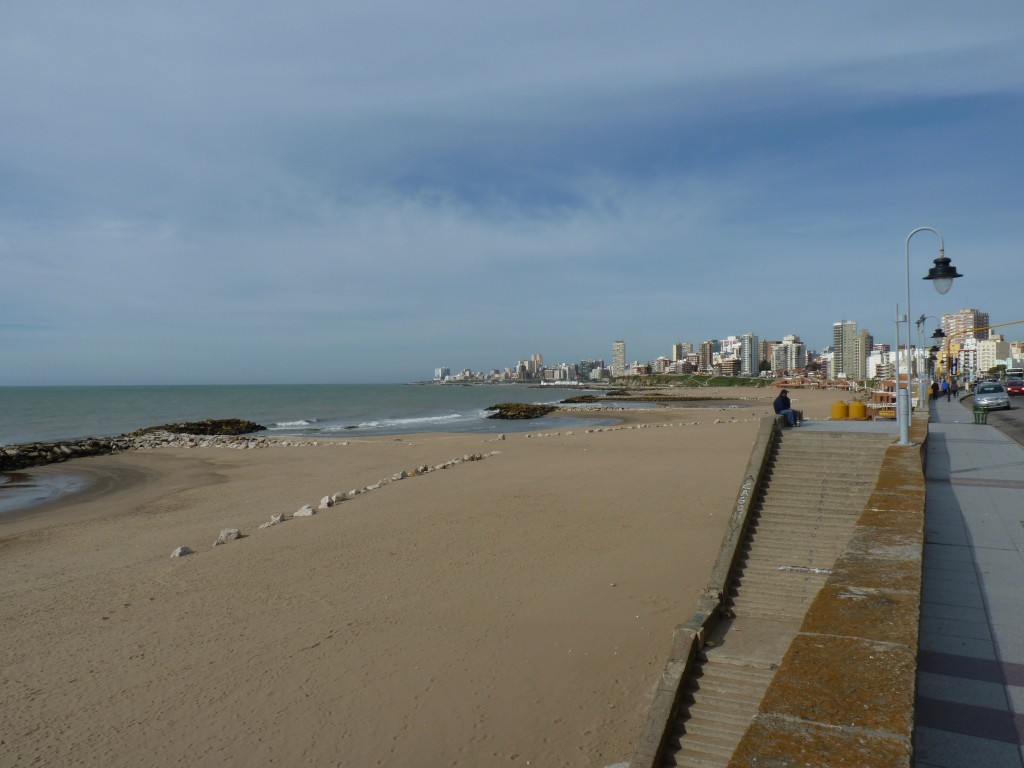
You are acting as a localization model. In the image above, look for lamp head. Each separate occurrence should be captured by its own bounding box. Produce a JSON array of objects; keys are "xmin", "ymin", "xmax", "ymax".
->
[
  {"xmin": 922, "ymin": 248, "xmax": 962, "ymax": 295},
  {"xmin": 931, "ymin": 327, "xmax": 946, "ymax": 339}
]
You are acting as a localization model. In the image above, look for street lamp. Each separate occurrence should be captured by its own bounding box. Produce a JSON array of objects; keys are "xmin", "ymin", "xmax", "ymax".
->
[
  {"xmin": 914, "ymin": 315, "xmax": 944, "ymax": 407},
  {"xmin": 898, "ymin": 228, "xmax": 963, "ymax": 446}
]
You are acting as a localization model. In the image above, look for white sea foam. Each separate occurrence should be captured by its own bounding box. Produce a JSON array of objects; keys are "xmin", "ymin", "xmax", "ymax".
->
[
  {"xmin": 269, "ymin": 419, "xmax": 319, "ymax": 429},
  {"xmin": 322, "ymin": 413, "xmax": 465, "ymax": 432}
]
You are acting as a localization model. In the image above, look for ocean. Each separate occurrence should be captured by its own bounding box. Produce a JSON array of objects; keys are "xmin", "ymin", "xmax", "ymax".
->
[
  {"xmin": 0, "ymin": 383, "xmax": 631, "ymax": 514},
  {"xmin": 0, "ymin": 383, "xmax": 629, "ymax": 446}
]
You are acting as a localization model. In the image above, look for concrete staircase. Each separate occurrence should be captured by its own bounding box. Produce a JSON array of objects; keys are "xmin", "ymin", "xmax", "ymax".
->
[{"xmin": 662, "ymin": 429, "xmax": 891, "ymax": 768}]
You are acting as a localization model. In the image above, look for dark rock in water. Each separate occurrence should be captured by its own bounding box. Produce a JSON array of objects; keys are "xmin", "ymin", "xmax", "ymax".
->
[
  {"xmin": 0, "ymin": 438, "xmax": 119, "ymax": 472},
  {"xmin": 560, "ymin": 395, "xmax": 601, "ymax": 404},
  {"xmin": 130, "ymin": 418, "xmax": 266, "ymax": 437},
  {"xmin": 485, "ymin": 403, "xmax": 557, "ymax": 420}
]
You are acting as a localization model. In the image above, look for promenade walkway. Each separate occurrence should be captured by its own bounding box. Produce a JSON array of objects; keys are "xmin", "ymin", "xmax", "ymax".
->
[{"xmin": 914, "ymin": 396, "xmax": 1024, "ymax": 766}]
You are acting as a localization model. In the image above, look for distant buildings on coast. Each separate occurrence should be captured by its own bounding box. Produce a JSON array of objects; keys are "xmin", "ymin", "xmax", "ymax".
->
[{"xmin": 432, "ymin": 308, "xmax": 1023, "ymax": 386}]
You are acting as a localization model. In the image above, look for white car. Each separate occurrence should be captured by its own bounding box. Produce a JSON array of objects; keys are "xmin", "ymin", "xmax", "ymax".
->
[{"xmin": 973, "ymin": 382, "xmax": 1011, "ymax": 410}]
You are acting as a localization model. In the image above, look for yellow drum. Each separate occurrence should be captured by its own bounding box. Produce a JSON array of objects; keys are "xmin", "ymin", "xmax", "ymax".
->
[
  {"xmin": 848, "ymin": 401, "xmax": 867, "ymax": 420},
  {"xmin": 831, "ymin": 401, "xmax": 849, "ymax": 420}
]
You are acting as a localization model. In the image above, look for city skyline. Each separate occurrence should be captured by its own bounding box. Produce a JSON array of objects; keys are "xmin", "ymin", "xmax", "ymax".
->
[
  {"xmin": 3, "ymin": 4, "xmax": 1024, "ymax": 385},
  {"xmin": 434, "ymin": 306, "xmax": 1023, "ymax": 383}
]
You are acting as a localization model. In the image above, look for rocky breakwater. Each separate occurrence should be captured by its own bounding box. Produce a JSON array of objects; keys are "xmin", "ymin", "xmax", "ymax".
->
[
  {"xmin": 1, "ymin": 419, "xmax": 266, "ymax": 473},
  {"xmin": 0, "ymin": 437, "xmax": 132, "ymax": 472},
  {"xmin": 128, "ymin": 418, "xmax": 265, "ymax": 437},
  {"xmin": 485, "ymin": 402, "xmax": 557, "ymax": 420}
]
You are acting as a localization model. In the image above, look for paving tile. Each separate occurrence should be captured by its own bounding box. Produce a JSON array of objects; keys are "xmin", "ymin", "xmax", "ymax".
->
[
  {"xmin": 918, "ymin": 631, "xmax": 996, "ymax": 661},
  {"xmin": 920, "ymin": 566, "xmax": 982, "ymax": 590},
  {"xmin": 919, "ymin": 613, "xmax": 992, "ymax": 643},
  {"xmin": 917, "ymin": 670, "xmax": 1012, "ymax": 710},
  {"xmin": 921, "ymin": 580, "xmax": 984, "ymax": 608},
  {"xmin": 913, "ymin": 725, "xmax": 1024, "ymax": 767},
  {"xmin": 923, "ymin": 528, "xmax": 973, "ymax": 547},
  {"xmin": 922, "ymin": 546, "xmax": 974, "ymax": 567},
  {"xmin": 916, "ymin": 696, "xmax": 1020, "ymax": 742},
  {"xmin": 919, "ymin": 601, "xmax": 988, "ymax": 624}
]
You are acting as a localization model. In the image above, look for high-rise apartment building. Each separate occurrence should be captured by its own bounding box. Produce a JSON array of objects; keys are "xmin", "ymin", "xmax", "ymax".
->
[
  {"xmin": 612, "ymin": 340, "xmax": 626, "ymax": 378},
  {"xmin": 853, "ymin": 330, "xmax": 873, "ymax": 380},
  {"xmin": 739, "ymin": 333, "xmax": 759, "ymax": 376},
  {"xmin": 977, "ymin": 335, "xmax": 1010, "ymax": 375},
  {"xmin": 832, "ymin": 320, "xmax": 859, "ymax": 379},
  {"xmin": 772, "ymin": 334, "xmax": 807, "ymax": 374},
  {"xmin": 943, "ymin": 309, "xmax": 990, "ymax": 342},
  {"xmin": 671, "ymin": 342, "xmax": 693, "ymax": 361},
  {"xmin": 699, "ymin": 340, "xmax": 716, "ymax": 372}
]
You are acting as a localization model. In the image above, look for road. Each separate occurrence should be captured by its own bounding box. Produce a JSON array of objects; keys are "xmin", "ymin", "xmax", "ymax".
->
[{"xmin": 958, "ymin": 393, "xmax": 1024, "ymax": 448}]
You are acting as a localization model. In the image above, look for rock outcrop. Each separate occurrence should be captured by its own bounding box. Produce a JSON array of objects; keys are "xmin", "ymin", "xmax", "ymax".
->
[
  {"xmin": 485, "ymin": 403, "xmax": 557, "ymax": 420},
  {"xmin": 129, "ymin": 419, "xmax": 265, "ymax": 437},
  {"xmin": 0, "ymin": 420, "xmax": 268, "ymax": 472}
]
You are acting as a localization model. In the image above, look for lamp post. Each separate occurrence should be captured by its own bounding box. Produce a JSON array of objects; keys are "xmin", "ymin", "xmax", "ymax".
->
[
  {"xmin": 914, "ymin": 315, "xmax": 944, "ymax": 407},
  {"xmin": 898, "ymin": 228, "xmax": 963, "ymax": 446}
]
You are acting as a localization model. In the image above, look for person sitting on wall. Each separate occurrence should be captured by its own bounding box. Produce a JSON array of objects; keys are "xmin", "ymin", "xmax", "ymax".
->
[{"xmin": 773, "ymin": 388, "xmax": 798, "ymax": 427}]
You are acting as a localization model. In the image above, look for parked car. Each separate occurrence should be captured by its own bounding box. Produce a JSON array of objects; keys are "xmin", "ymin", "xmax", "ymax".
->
[
  {"xmin": 1005, "ymin": 378, "xmax": 1024, "ymax": 396},
  {"xmin": 973, "ymin": 382, "xmax": 1011, "ymax": 410}
]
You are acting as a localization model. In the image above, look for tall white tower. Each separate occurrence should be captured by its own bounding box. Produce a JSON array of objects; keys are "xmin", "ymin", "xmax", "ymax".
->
[{"xmin": 612, "ymin": 340, "xmax": 626, "ymax": 377}]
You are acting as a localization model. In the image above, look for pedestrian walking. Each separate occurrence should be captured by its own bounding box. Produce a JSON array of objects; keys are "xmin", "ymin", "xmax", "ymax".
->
[
  {"xmin": 941, "ymin": 379, "xmax": 950, "ymax": 401},
  {"xmin": 950, "ymin": 379, "xmax": 959, "ymax": 399}
]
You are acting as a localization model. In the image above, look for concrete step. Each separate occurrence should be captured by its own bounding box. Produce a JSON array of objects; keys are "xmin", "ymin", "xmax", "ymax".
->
[
  {"xmin": 666, "ymin": 729, "xmax": 737, "ymax": 759},
  {"xmin": 772, "ymin": 443, "xmax": 887, "ymax": 456},
  {"xmin": 760, "ymin": 476, "xmax": 878, "ymax": 492},
  {"xmin": 748, "ymin": 515, "xmax": 857, "ymax": 531},
  {"xmin": 758, "ymin": 485, "xmax": 875, "ymax": 500},
  {"xmin": 669, "ymin": 744, "xmax": 732, "ymax": 767},
  {"xmin": 691, "ymin": 671, "xmax": 769, "ymax": 698},
  {"xmin": 767, "ymin": 456, "xmax": 884, "ymax": 470},
  {"xmin": 684, "ymin": 688, "xmax": 764, "ymax": 715},
  {"xmin": 683, "ymin": 716, "xmax": 751, "ymax": 740},
  {"xmin": 740, "ymin": 534, "xmax": 852, "ymax": 555},
  {"xmin": 733, "ymin": 563, "xmax": 835, "ymax": 581},
  {"xmin": 755, "ymin": 501, "xmax": 863, "ymax": 515},
  {"xmin": 678, "ymin": 703, "xmax": 759, "ymax": 728},
  {"xmin": 726, "ymin": 604, "xmax": 808, "ymax": 622},
  {"xmin": 656, "ymin": 428, "xmax": 887, "ymax": 768},
  {"xmin": 745, "ymin": 520, "xmax": 856, "ymax": 538},
  {"xmin": 734, "ymin": 555, "xmax": 840, "ymax": 571},
  {"xmin": 764, "ymin": 458, "xmax": 883, "ymax": 472},
  {"xmin": 780, "ymin": 431, "xmax": 892, "ymax": 444},
  {"xmin": 740, "ymin": 537, "xmax": 848, "ymax": 554},
  {"xmin": 732, "ymin": 570, "xmax": 830, "ymax": 588}
]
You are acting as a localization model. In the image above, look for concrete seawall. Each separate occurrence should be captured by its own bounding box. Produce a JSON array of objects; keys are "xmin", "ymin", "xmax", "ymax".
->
[
  {"xmin": 630, "ymin": 410, "xmax": 928, "ymax": 767},
  {"xmin": 728, "ymin": 412, "xmax": 927, "ymax": 766}
]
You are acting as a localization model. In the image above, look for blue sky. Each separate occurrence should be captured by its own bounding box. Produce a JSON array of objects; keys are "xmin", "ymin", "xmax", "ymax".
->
[{"xmin": 2, "ymin": 2, "xmax": 1023, "ymax": 385}]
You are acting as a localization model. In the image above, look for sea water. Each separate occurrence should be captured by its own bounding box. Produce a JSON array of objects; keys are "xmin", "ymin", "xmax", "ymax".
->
[
  {"xmin": 0, "ymin": 383, "xmax": 627, "ymax": 446},
  {"xmin": 0, "ymin": 383, "xmax": 632, "ymax": 514}
]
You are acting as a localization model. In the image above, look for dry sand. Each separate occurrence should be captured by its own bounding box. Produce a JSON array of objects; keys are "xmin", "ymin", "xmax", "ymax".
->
[{"xmin": 0, "ymin": 387, "xmax": 841, "ymax": 767}]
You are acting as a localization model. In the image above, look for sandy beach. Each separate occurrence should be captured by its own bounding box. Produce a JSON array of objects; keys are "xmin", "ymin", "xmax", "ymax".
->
[{"xmin": 1, "ymin": 387, "xmax": 842, "ymax": 767}]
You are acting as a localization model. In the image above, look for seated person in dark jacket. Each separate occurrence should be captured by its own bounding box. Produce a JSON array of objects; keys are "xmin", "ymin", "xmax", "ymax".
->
[{"xmin": 773, "ymin": 389, "xmax": 798, "ymax": 426}]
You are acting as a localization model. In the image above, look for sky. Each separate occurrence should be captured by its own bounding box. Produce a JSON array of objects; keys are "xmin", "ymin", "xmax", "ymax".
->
[{"xmin": 2, "ymin": 2, "xmax": 1023, "ymax": 385}]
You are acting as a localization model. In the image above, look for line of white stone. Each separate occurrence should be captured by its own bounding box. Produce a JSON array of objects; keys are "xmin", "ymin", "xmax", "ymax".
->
[{"xmin": 171, "ymin": 449, "xmax": 504, "ymax": 558}]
